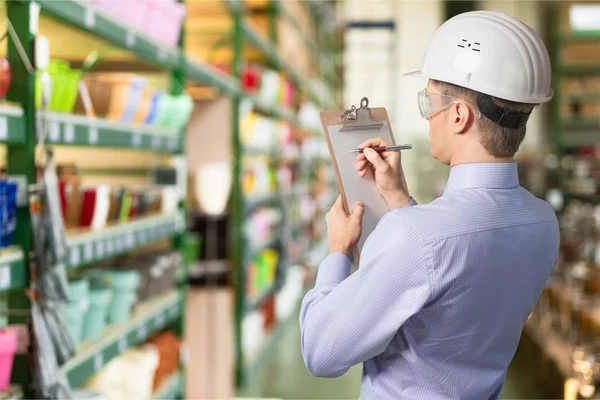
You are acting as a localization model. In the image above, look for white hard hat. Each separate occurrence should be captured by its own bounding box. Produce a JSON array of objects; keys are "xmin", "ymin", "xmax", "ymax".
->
[{"xmin": 404, "ymin": 11, "xmax": 553, "ymax": 104}]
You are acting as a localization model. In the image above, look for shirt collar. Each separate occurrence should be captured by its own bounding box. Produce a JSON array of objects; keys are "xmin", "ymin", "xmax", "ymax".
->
[{"xmin": 444, "ymin": 162, "xmax": 519, "ymax": 194}]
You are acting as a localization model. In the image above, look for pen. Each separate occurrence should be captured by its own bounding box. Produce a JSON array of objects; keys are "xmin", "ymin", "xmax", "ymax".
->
[{"xmin": 349, "ymin": 144, "xmax": 413, "ymax": 153}]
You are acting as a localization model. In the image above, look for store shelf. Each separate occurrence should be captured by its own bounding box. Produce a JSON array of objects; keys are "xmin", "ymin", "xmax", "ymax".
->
[
  {"xmin": 35, "ymin": 0, "xmax": 180, "ymax": 70},
  {"xmin": 185, "ymin": 58, "xmax": 241, "ymax": 96},
  {"xmin": 62, "ymin": 291, "xmax": 182, "ymax": 388},
  {"xmin": 561, "ymin": 31, "xmax": 600, "ymax": 41},
  {"xmin": 66, "ymin": 213, "xmax": 185, "ymax": 270},
  {"xmin": 245, "ymin": 193, "xmax": 279, "ymax": 211},
  {"xmin": 0, "ymin": 247, "xmax": 25, "ymax": 294},
  {"xmin": 152, "ymin": 371, "xmax": 183, "ymax": 400},
  {"xmin": 0, "ymin": 105, "xmax": 25, "ymax": 145},
  {"xmin": 247, "ymin": 95, "xmax": 300, "ymax": 126},
  {"xmin": 566, "ymin": 192, "xmax": 600, "ymax": 203},
  {"xmin": 562, "ymin": 92, "xmax": 600, "ymax": 101},
  {"xmin": 558, "ymin": 65, "xmax": 600, "ymax": 75},
  {"xmin": 38, "ymin": 112, "xmax": 181, "ymax": 152}
]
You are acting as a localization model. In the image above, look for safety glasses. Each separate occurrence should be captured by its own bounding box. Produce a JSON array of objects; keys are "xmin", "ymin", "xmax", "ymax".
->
[{"xmin": 417, "ymin": 88, "xmax": 481, "ymax": 120}]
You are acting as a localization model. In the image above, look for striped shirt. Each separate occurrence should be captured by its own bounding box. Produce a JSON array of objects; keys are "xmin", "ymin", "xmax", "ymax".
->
[{"xmin": 300, "ymin": 162, "xmax": 559, "ymax": 399}]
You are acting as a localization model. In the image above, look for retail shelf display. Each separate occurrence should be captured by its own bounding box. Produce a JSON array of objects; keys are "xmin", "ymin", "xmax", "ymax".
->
[
  {"xmin": 66, "ymin": 213, "xmax": 185, "ymax": 269},
  {"xmin": 61, "ymin": 291, "xmax": 182, "ymax": 388},
  {"xmin": 38, "ymin": 112, "xmax": 182, "ymax": 152}
]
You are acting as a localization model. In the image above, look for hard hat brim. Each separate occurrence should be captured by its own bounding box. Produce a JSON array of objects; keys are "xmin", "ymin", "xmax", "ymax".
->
[{"xmin": 402, "ymin": 70, "xmax": 426, "ymax": 78}]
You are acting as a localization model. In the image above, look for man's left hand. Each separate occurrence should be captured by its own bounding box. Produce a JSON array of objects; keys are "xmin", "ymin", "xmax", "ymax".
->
[{"xmin": 326, "ymin": 195, "xmax": 364, "ymax": 257}]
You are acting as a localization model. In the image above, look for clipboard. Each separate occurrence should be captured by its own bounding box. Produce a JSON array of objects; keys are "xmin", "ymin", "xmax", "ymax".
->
[{"xmin": 321, "ymin": 97, "xmax": 398, "ymax": 262}]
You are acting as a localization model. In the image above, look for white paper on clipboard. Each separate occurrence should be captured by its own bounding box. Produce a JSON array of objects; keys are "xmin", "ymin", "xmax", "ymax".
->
[{"xmin": 327, "ymin": 122, "xmax": 393, "ymax": 253}]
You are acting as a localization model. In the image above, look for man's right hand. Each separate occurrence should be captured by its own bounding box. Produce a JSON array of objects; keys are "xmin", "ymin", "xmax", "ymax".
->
[{"xmin": 355, "ymin": 137, "xmax": 411, "ymax": 209}]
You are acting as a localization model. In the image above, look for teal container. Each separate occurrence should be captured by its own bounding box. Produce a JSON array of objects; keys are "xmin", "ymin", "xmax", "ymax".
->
[
  {"xmin": 107, "ymin": 270, "xmax": 140, "ymax": 324},
  {"xmin": 82, "ymin": 289, "xmax": 111, "ymax": 341},
  {"xmin": 84, "ymin": 270, "xmax": 111, "ymax": 290},
  {"xmin": 65, "ymin": 301, "xmax": 84, "ymax": 345},
  {"xmin": 67, "ymin": 279, "xmax": 89, "ymax": 303}
]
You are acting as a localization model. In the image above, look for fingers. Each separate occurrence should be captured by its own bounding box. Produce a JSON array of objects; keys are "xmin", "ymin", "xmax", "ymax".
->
[
  {"xmin": 356, "ymin": 160, "xmax": 368, "ymax": 172},
  {"xmin": 351, "ymin": 202, "xmax": 364, "ymax": 220},
  {"xmin": 359, "ymin": 137, "xmax": 390, "ymax": 149},
  {"xmin": 363, "ymin": 148, "xmax": 388, "ymax": 170}
]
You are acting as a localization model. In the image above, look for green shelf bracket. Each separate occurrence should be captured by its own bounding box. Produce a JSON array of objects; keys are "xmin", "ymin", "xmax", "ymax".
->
[
  {"xmin": 6, "ymin": 1, "xmax": 35, "ymax": 394},
  {"xmin": 0, "ymin": 248, "xmax": 26, "ymax": 294}
]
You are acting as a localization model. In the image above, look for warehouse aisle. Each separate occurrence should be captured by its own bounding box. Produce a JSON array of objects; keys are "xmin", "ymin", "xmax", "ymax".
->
[{"xmin": 238, "ymin": 309, "xmax": 544, "ymax": 399}]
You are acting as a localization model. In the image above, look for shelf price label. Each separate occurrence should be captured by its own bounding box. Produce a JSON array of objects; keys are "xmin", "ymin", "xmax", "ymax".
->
[
  {"xmin": 0, "ymin": 117, "xmax": 8, "ymax": 140},
  {"xmin": 126, "ymin": 233, "xmax": 135, "ymax": 249},
  {"xmin": 96, "ymin": 241, "xmax": 105, "ymax": 258},
  {"xmin": 49, "ymin": 121, "xmax": 60, "ymax": 142},
  {"xmin": 70, "ymin": 247, "xmax": 81, "ymax": 267},
  {"xmin": 118, "ymin": 338, "xmax": 127, "ymax": 353},
  {"xmin": 84, "ymin": 7, "xmax": 96, "ymax": 28},
  {"xmin": 64, "ymin": 124, "xmax": 75, "ymax": 143},
  {"xmin": 105, "ymin": 239, "xmax": 114, "ymax": 255},
  {"xmin": 126, "ymin": 31, "xmax": 136, "ymax": 48},
  {"xmin": 169, "ymin": 304, "xmax": 179, "ymax": 318},
  {"xmin": 84, "ymin": 242, "xmax": 94, "ymax": 262},
  {"xmin": 88, "ymin": 126, "xmax": 98, "ymax": 144},
  {"xmin": 93, "ymin": 353, "xmax": 103, "ymax": 371},
  {"xmin": 0, "ymin": 265, "xmax": 10, "ymax": 291},
  {"xmin": 132, "ymin": 133, "xmax": 142, "ymax": 148},
  {"xmin": 155, "ymin": 313, "xmax": 165, "ymax": 327},
  {"xmin": 157, "ymin": 48, "xmax": 168, "ymax": 63},
  {"xmin": 137, "ymin": 325, "xmax": 147, "ymax": 341}
]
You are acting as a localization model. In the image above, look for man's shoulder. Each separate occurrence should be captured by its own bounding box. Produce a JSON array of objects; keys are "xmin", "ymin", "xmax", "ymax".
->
[{"xmin": 384, "ymin": 189, "xmax": 558, "ymax": 244}]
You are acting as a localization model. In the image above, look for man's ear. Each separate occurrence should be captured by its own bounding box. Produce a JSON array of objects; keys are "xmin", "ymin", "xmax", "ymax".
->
[{"xmin": 449, "ymin": 102, "xmax": 474, "ymax": 134}]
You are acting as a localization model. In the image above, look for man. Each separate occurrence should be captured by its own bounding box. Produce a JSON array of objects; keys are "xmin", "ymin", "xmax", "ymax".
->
[{"xmin": 300, "ymin": 11, "xmax": 559, "ymax": 400}]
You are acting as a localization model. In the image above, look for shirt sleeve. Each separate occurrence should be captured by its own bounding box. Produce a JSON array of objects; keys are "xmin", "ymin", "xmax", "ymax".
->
[{"xmin": 299, "ymin": 212, "xmax": 431, "ymax": 378}]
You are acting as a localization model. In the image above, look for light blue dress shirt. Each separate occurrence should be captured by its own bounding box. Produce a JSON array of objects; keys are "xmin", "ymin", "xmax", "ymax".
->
[{"xmin": 300, "ymin": 162, "xmax": 559, "ymax": 399}]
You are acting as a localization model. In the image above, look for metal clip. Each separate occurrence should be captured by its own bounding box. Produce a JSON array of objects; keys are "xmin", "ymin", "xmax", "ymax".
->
[
  {"xmin": 340, "ymin": 97, "xmax": 384, "ymax": 132},
  {"xmin": 340, "ymin": 105, "xmax": 357, "ymax": 122}
]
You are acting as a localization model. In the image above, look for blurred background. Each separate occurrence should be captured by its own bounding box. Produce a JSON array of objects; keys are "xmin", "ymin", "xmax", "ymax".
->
[{"xmin": 0, "ymin": 0, "xmax": 598, "ymax": 399}]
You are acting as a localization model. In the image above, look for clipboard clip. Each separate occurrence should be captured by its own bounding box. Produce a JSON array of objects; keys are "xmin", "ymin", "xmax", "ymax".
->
[{"xmin": 339, "ymin": 97, "xmax": 384, "ymax": 132}]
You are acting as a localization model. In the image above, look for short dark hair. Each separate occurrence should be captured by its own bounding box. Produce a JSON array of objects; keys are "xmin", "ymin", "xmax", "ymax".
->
[{"xmin": 432, "ymin": 80, "xmax": 537, "ymax": 158}]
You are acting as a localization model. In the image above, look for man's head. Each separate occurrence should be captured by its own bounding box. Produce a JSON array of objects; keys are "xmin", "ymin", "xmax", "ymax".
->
[
  {"xmin": 404, "ymin": 11, "xmax": 553, "ymax": 166},
  {"xmin": 424, "ymin": 79, "xmax": 537, "ymax": 165}
]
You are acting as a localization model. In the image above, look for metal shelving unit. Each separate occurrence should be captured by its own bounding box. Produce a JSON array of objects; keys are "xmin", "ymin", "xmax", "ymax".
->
[
  {"xmin": 227, "ymin": 0, "xmax": 340, "ymax": 387},
  {"xmin": 61, "ymin": 291, "xmax": 182, "ymax": 388},
  {"xmin": 4, "ymin": 0, "xmax": 190, "ymax": 396}
]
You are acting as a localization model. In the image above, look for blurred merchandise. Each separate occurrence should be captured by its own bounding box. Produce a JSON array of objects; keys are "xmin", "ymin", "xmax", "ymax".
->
[
  {"xmin": 246, "ymin": 249, "xmax": 279, "ymax": 299},
  {"xmin": 81, "ymin": 288, "xmax": 111, "ymax": 342},
  {"xmin": 0, "ymin": 180, "xmax": 17, "ymax": 248},
  {"xmin": 147, "ymin": 331, "xmax": 181, "ymax": 392},
  {"xmin": 0, "ymin": 328, "xmax": 17, "ymax": 392},
  {"xmin": 75, "ymin": 74, "xmax": 193, "ymax": 128},
  {"xmin": 245, "ymin": 207, "xmax": 282, "ymax": 250},
  {"xmin": 84, "ymin": 347, "xmax": 159, "ymax": 400},
  {"xmin": 0, "ymin": 57, "xmax": 12, "ymax": 99},
  {"xmin": 242, "ymin": 158, "xmax": 277, "ymax": 197},
  {"xmin": 115, "ymin": 251, "xmax": 181, "ymax": 303},
  {"xmin": 91, "ymin": 0, "xmax": 185, "ymax": 48},
  {"xmin": 35, "ymin": 59, "xmax": 81, "ymax": 113}
]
